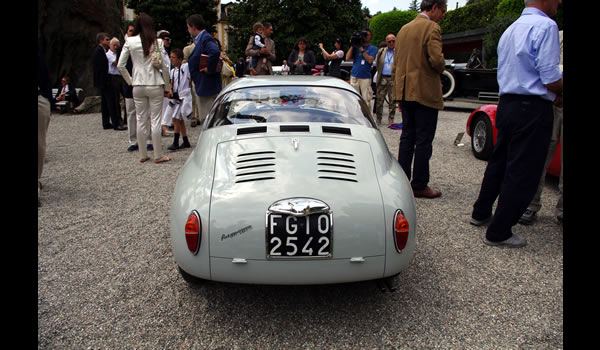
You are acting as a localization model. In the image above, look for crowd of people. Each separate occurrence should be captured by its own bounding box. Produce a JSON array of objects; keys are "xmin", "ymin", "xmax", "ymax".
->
[{"xmin": 38, "ymin": 0, "xmax": 563, "ymax": 249}]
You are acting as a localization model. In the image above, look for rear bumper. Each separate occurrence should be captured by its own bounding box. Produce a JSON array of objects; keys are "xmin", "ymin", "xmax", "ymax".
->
[{"xmin": 208, "ymin": 255, "xmax": 391, "ymax": 285}]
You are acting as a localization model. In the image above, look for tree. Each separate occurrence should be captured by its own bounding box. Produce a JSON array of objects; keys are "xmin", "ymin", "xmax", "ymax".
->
[
  {"xmin": 408, "ymin": 0, "xmax": 419, "ymax": 11},
  {"xmin": 126, "ymin": 0, "xmax": 218, "ymax": 50},
  {"xmin": 226, "ymin": 0, "xmax": 364, "ymax": 65}
]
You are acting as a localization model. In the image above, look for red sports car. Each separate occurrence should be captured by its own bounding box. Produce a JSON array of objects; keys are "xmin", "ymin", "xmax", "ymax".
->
[{"xmin": 466, "ymin": 104, "xmax": 561, "ymax": 177}]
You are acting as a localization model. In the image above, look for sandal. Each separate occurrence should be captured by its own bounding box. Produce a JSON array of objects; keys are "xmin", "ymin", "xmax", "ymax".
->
[
  {"xmin": 154, "ymin": 156, "xmax": 171, "ymax": 164},
  {"xmin": 139, "ymin": 157, "xmax": 151, "ymax": 163}
]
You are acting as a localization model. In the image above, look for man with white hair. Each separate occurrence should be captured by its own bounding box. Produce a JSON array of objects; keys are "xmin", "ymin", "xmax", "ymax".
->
[
  {"xmin": 106, "ymin": 37, "xmax": 126, "ymax": 129},
  {"xmin": 471, "ymin": 0, "xmax": 562, "ymax": 248}
]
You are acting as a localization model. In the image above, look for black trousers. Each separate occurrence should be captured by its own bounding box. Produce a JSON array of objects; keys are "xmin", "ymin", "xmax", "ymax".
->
[
  {"xmin": 397, "ymin": 100, "xmax": 439, "ymax": 191},
  {"xmin": 472, "ymin": 94, "xmax": 554, "ymax": 242},
  {"xmin": 99, "ymin": 85, "xmax": 120, "ymax": 129}
]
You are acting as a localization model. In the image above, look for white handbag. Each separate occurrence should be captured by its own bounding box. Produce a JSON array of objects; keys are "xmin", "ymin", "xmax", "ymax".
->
[{"xmin": 151, "ymin": 40, "xmax": 163, "ymax": 69}]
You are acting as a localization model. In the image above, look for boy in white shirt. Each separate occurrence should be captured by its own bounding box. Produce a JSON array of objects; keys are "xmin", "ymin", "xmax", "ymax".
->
[{"xmin": 165, "ymin": 49, "xmax": 193, "ymax": 150}]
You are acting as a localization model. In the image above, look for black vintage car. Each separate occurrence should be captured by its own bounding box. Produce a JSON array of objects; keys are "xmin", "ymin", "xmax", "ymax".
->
[{"xmin": 441, "ymin": 50, "xmax": 499, "ymax": 102}]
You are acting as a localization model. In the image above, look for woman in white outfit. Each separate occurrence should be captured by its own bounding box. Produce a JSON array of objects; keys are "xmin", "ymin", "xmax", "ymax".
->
[{"xmin": 117, "ymin": 13, "xmax": 171, "ymax": 163}]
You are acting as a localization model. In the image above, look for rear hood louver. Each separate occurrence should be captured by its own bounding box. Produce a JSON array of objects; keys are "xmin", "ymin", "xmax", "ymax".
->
[
  {"xmin": 317, "ymin": 151, "xmax": 358, "ymax": 182},
  {"xmin": 235, "ymin": 151, "xmax": 276, "ymax": 183}
]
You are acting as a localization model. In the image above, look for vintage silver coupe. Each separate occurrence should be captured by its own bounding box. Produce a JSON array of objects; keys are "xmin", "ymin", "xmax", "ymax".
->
[{"xmin": 170, "ymin": 75, "xmax": 416, "ymax": 285}]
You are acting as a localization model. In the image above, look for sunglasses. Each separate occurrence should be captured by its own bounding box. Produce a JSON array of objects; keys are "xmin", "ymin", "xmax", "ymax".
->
[
  {"xmin": 387, "ymin": 40, "xmax": 395, "ymax": 43},
  {"xmin": 163, "ymin": 38, "xmax": 172, "ymax": 42}
]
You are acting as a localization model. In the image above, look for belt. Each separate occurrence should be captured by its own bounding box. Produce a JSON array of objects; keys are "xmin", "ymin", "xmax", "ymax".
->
[
  {"xmin": 500, "ymin": 94, "xmax": 551, "ymax": 104},
  {"xmin": 381, "ymin": 74, "xmax": 392, "ymax": 78}
]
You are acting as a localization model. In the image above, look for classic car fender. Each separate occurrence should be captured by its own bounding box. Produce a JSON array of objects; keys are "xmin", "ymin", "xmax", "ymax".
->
[
  {"xmin": 466, "ymin": 104, "xmax": 498, "ymax": 145},
  {"xmin": 465, "ymin": 104, "xmax": 561, "ymax": 177}
]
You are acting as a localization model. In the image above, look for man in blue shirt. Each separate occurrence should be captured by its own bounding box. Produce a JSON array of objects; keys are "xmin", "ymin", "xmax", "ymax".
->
[
  {"xmin": 471, "ymin": 0, "xmax": 563, "ymax": 248},
  {"xmin": 345, "ymin": 29, "xmax": 377, "ymax": 109}
]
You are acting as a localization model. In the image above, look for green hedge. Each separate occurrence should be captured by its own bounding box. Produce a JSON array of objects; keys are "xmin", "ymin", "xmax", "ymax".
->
[{"xmin": 368, "ymin": 10, "xmax": 418, "ymax": 46}]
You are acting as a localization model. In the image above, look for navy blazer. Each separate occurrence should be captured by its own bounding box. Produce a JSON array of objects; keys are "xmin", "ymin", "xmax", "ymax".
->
[
  {"xmin": 92, "ymin": 45, "xmax": 110, "ymax": 89},
  {"xmin": 188, "ymin": 30, "xmax": 222, "ymax": 97}
]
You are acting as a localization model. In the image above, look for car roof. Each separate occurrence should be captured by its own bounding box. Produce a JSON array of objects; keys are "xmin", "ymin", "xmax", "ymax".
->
[{"xmin": 221, "ymin": 75, "xmax": 357, "ymax": 95}]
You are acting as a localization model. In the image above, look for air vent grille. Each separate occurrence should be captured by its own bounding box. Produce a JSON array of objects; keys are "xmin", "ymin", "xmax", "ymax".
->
[
  {"xmin": 235, "ymin": 151, "xmax": 276, "ymax": 183},
  {"xmin": 316, "ymin": 151, "xmax": 358, "ymax": 182},
  {"xmin": 237, "ymin": 126, "xmax": 267, "ymax": 135},
  {"xmin": 280, "ymin": 125, "xmax": 310, "ymax": 132},
  {"xmin": 322, "ymin": 126, "xmax": 352, "ymax": 135}
]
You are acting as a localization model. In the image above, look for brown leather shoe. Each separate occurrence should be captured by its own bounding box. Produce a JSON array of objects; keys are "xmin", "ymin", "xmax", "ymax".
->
[{"xmin": 413, "ymin": 186, "xmax": 441, "ymax": 198}]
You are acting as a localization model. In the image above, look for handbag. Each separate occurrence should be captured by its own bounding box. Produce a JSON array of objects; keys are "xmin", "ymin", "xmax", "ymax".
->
[
  {"xmin": 151, "ymin": 40, "xmax": 163, "ymax": 69},
  {"xmin": 221, "ymin": 60, "xmax": 235, "ymax": 78}
]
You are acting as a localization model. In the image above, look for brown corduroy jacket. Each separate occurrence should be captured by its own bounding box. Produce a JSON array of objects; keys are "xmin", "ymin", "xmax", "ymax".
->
[{"xmin": 392, "ymin": 15, "xmax": 445, "ymax": 110}]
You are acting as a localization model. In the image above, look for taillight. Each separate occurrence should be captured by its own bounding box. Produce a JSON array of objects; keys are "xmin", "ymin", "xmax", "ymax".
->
[
  {"xmin": 185, "ymin": 211, "xmax": 201, "ymax": 255},
  {"xmin": 394, "ymin": 210, "xmax": 409, "ymax": 252}
]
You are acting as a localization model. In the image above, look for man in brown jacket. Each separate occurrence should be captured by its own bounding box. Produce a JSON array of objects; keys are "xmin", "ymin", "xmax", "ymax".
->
[
  {"xmin": 392, "ymin": 0, "xmax": 446, "ymax": 198},
  {"xmin": 245, "ymin": 22, "xmax": 276, "ymax": 75}
]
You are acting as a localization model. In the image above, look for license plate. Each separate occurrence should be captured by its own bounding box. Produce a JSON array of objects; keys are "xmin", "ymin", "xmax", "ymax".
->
[{"xmin": 267, "ymin": 213, "xmax": 333, "ymax": 258}]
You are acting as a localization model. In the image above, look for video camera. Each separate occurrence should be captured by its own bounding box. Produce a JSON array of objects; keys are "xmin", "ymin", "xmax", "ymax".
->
[{"xmin": 350, "ymin": 30, "xmax": 368, "ymax": 47}]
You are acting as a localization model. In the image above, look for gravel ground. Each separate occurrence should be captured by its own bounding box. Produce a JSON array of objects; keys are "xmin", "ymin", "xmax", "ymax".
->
[{"xmin": 38, "ymin": 99, "xmax": 562, "ymax": 349}]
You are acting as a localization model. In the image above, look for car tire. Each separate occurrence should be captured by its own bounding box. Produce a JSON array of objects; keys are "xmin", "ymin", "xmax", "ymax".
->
[
  {"xmin": 441, "ymin": 70, "xmax": 455, "ymax": 99},
  {"xmin": 178, "ymin": 266, "xmax": 205, "ymax": 287},
  {"xmin": 470, "ymin": 114, "xmax": 493, "ymax": 160}
]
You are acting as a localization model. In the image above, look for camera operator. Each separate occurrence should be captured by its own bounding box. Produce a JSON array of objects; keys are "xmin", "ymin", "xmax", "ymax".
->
[{"xmin": 345, "ymin": 29, "xmax": 377, "ymax": 109}]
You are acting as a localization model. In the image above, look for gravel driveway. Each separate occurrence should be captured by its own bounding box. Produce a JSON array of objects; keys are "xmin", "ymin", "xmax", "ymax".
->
[{"xmin": 38, "ymin": 100, "xmax": 562, "ymax": 349}]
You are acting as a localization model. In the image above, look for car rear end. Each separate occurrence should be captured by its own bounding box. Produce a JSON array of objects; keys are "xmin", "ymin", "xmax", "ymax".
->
[{"xmin": 170, "ymin": 77, "xmax": 416, "ymax": 285}]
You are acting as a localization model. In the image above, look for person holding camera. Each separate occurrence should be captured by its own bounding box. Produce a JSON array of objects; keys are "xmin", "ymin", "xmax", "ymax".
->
[
  {"xmin": 288, "ymin": 38, "xmax": 316, "ymax": 75},
  {"xmin": 319, "ymin": 38, "xmax": 344, "ymax": 78},
  {"xmin": 345, "ymin": 29, "xmax": 377, "ymax": 109}
]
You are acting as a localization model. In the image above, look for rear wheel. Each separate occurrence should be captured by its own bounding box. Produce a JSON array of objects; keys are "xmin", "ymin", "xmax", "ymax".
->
[
  {"xmin": 471, "ymin": 114, "xmax": 493, "ymax": 160},
  {"xmin": 441, "ymin": 70, "xmax": 455, "ymax": 99}
]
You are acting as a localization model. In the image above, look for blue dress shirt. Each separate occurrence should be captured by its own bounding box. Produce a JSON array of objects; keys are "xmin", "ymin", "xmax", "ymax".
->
[
  {"xmin": 497, "ymin": 7, "xmax": 562, "ymax": 101},
  {"xmin": 382, "ymin": 49, "xmax": 394, "ymax": 76}
]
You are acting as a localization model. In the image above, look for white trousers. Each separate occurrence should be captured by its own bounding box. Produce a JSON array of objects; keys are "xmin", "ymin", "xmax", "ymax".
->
[
  {"xmin": 133, "ymin": 85, "xmax": 164, "ymax": 160},
  {"xmin": 125, "ymin": 98, "xmax": 137, "ymax": 145}
]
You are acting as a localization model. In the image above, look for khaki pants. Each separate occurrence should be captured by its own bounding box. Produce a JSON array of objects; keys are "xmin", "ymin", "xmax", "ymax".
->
[
  {"xmin": 526, "ymin": 104, "xmax": 563, "ymax": 215},
  {"xmin": 350, "ymin": 76, "xmax": 372, "ymax": 110},
  {"xmin": 375, "ymin": 76, "xmax": 395, "ymax": 123},
  {"xmin": 196, "ymin": 94, "xmax": 217, "ymax": 128}
]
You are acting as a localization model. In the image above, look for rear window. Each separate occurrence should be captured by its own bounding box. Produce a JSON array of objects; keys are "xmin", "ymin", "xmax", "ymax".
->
[{"xmin": 205, "ymin": 86, "xmax": 375, "ymax": 129}]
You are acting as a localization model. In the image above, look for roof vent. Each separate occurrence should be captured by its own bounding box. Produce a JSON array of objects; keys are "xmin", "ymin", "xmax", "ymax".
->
[
  {"xmin": 237, "ymin": 126, "xmax": 267, "ymax": 135},
  {"xmin": 322, "ymin": 126, "xmax": 351, "ymax": 136}
]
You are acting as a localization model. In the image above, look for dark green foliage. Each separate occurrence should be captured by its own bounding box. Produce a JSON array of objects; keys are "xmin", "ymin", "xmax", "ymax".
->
[
  {"xmin": 441, "ymin": 0, "xmax": 563, "ymax": 68},
  {"xmin": 126, "ymin": 0, "xmax": 218, "ymax": 50},
  {"xmin": 226, "ymin": 0, "xmax": 364, "ymax": 65},
  {"xmin": 440, "ymin": 0, "xmax": 500, "ymax": 34}
]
